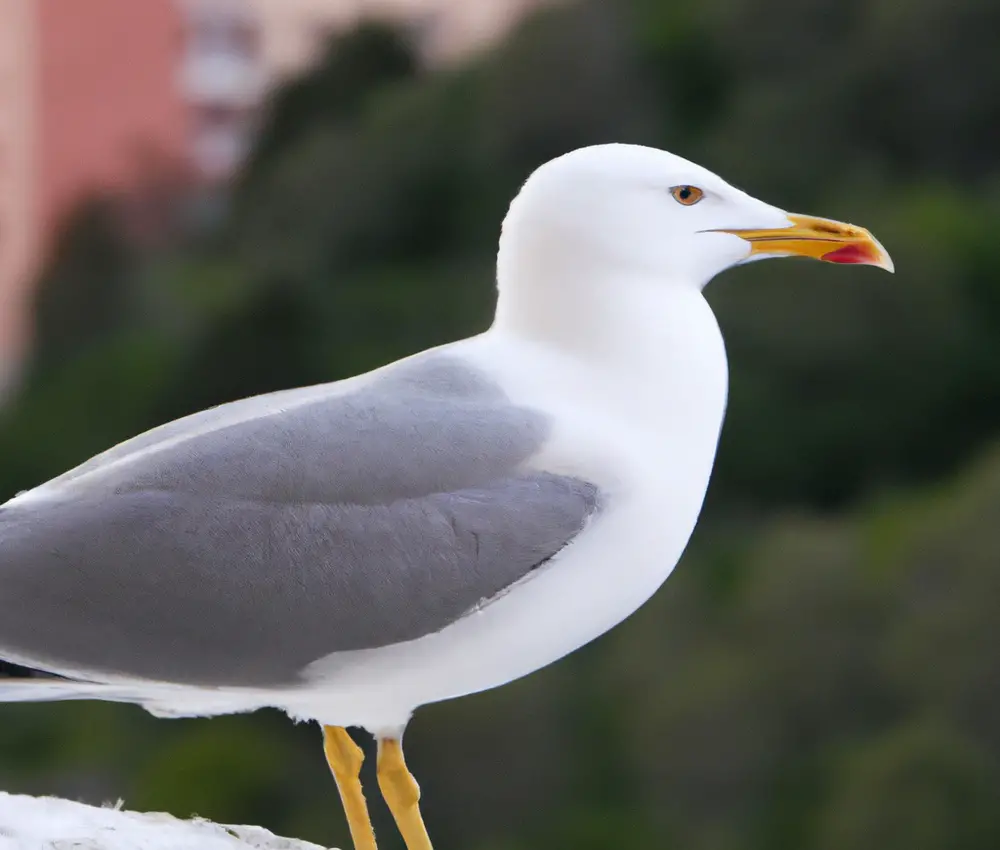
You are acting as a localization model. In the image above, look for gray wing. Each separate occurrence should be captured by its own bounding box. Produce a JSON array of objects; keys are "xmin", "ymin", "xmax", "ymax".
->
[{"xmin": 0, "ymin": 357, "xmax": 599, "ymax": 688}]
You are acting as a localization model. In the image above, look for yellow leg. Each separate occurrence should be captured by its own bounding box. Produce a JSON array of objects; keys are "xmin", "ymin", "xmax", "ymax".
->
[
  {"xmin": 323, "ymin": 725, "xmax": 378, "ymax": 850},
  {"xmin": 377, "ymin": 737, "xmax": 434, "ymax": 850}
]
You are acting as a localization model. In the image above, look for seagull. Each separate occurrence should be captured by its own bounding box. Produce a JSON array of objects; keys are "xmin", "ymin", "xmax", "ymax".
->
[{"xmin": 0, "ymin": 144, "xmax": 892, "ymax": 850}]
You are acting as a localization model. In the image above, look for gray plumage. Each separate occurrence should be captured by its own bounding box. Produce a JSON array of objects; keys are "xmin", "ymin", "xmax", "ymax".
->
[{"xmin": 0, "ymin": 357, "xmax": 600, "ymax": 688}]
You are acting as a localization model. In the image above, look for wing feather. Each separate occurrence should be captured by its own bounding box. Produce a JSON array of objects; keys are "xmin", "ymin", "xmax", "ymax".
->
[{"xmin": 0, "ymin": 356, "xmax": 600, "ymax": 687}]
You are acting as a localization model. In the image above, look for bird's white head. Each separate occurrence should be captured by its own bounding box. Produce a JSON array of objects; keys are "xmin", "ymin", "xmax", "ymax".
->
[{"xmin": 494, "ymin": 144, "xmax": 893, "ymax": 352}]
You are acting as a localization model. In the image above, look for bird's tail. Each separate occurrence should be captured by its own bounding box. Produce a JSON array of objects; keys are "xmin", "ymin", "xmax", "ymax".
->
[
  {"xmin": 0, "ymin": 679, "xmax": 100, "ymax": 702},
  {"xmin": 0, "ymin": 678, "xmax": 145, "ymax": 704},
  {"xmin": 0, "ymin": 661, "xmax": 259, "ymax": 717},
  {"xmin": 0, "ymin": 661, "xmax": 141, "ymax": 704}
]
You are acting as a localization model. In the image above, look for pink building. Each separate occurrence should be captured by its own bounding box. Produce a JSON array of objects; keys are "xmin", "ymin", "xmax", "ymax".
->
[
  {"xmin": 0, "ymin": 0, "xmax": 189, "ymax": 376},
  {"xmin": 38, "ymin": 0, "xmax": 191, "ymax": 240}
]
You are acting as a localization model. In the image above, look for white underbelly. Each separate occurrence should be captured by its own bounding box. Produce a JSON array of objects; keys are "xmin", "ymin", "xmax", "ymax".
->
[{"xmin": 301, "ymin": 508, "xmax": 688, "ymax": 728}]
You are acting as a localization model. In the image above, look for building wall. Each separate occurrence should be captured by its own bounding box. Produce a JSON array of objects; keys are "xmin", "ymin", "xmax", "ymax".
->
[
  {"xmin": 0, "ymin": 0, "xmax": 38, "ymax": 372},
  {"xmin": 248, "ymin": 0, "xmax": 552, "ymax": 80},
  {"xmin": 37, "ymin": 0, "xmax": 190, "ymax": 240},
  {"xmin": 370, "ymin": 0, "xmax": 549, "ymax": 61},
  {"xmin": 246, "ymin": 0, "xmax": 355, "ymax": 79}
]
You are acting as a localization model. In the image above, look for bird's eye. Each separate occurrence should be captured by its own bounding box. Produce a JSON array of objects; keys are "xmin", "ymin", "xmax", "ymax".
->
[{"xmin": 670, "ymin": 185, "xmax": 704, "ymax": 206}]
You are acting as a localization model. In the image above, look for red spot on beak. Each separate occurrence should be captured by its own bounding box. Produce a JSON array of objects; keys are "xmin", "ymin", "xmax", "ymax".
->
[{"xmin": 821, "ymin": 243, "xmax": 876, "ymax": 265}]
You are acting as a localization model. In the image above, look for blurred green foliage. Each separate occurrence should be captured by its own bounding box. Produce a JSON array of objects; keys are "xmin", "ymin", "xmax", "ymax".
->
[{"xmin": 1, "ymin": 1, "xmax": 998, "ymax": 848}]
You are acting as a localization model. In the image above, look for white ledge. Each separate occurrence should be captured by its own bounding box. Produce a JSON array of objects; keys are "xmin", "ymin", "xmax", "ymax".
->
[{"xmin": 0, "ymin": 792, "xmax": 332, "ymax": 849}]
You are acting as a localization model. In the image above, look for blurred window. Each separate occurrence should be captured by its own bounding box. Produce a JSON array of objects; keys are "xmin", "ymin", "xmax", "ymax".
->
[
  {"xmin": 190, "ymin": 16, "xmax": 259, "ymax": 60},
  {"xmin": 191, "ymin": 104, "xmax": 252, "ymax": 180}
]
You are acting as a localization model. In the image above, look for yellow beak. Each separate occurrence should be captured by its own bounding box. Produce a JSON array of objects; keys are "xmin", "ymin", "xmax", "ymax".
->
[{"xmin": 713, "ymin": 213, "xmax": 894, "ymax": 272}]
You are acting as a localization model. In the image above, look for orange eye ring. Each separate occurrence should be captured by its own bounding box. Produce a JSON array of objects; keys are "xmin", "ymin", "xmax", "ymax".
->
[{"xmin": 670, "ymin": 185, "xmax": 704, "ymax": 206}]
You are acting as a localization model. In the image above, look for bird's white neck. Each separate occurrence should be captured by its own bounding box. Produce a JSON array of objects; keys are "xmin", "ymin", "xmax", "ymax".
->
[
  {"xmin": 491, "ymin": 229, "xmax": 729, "ymax": 514},
  {"xmin": 493, "ymin": 230, "xmax": 726, "ymax": 386}
]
